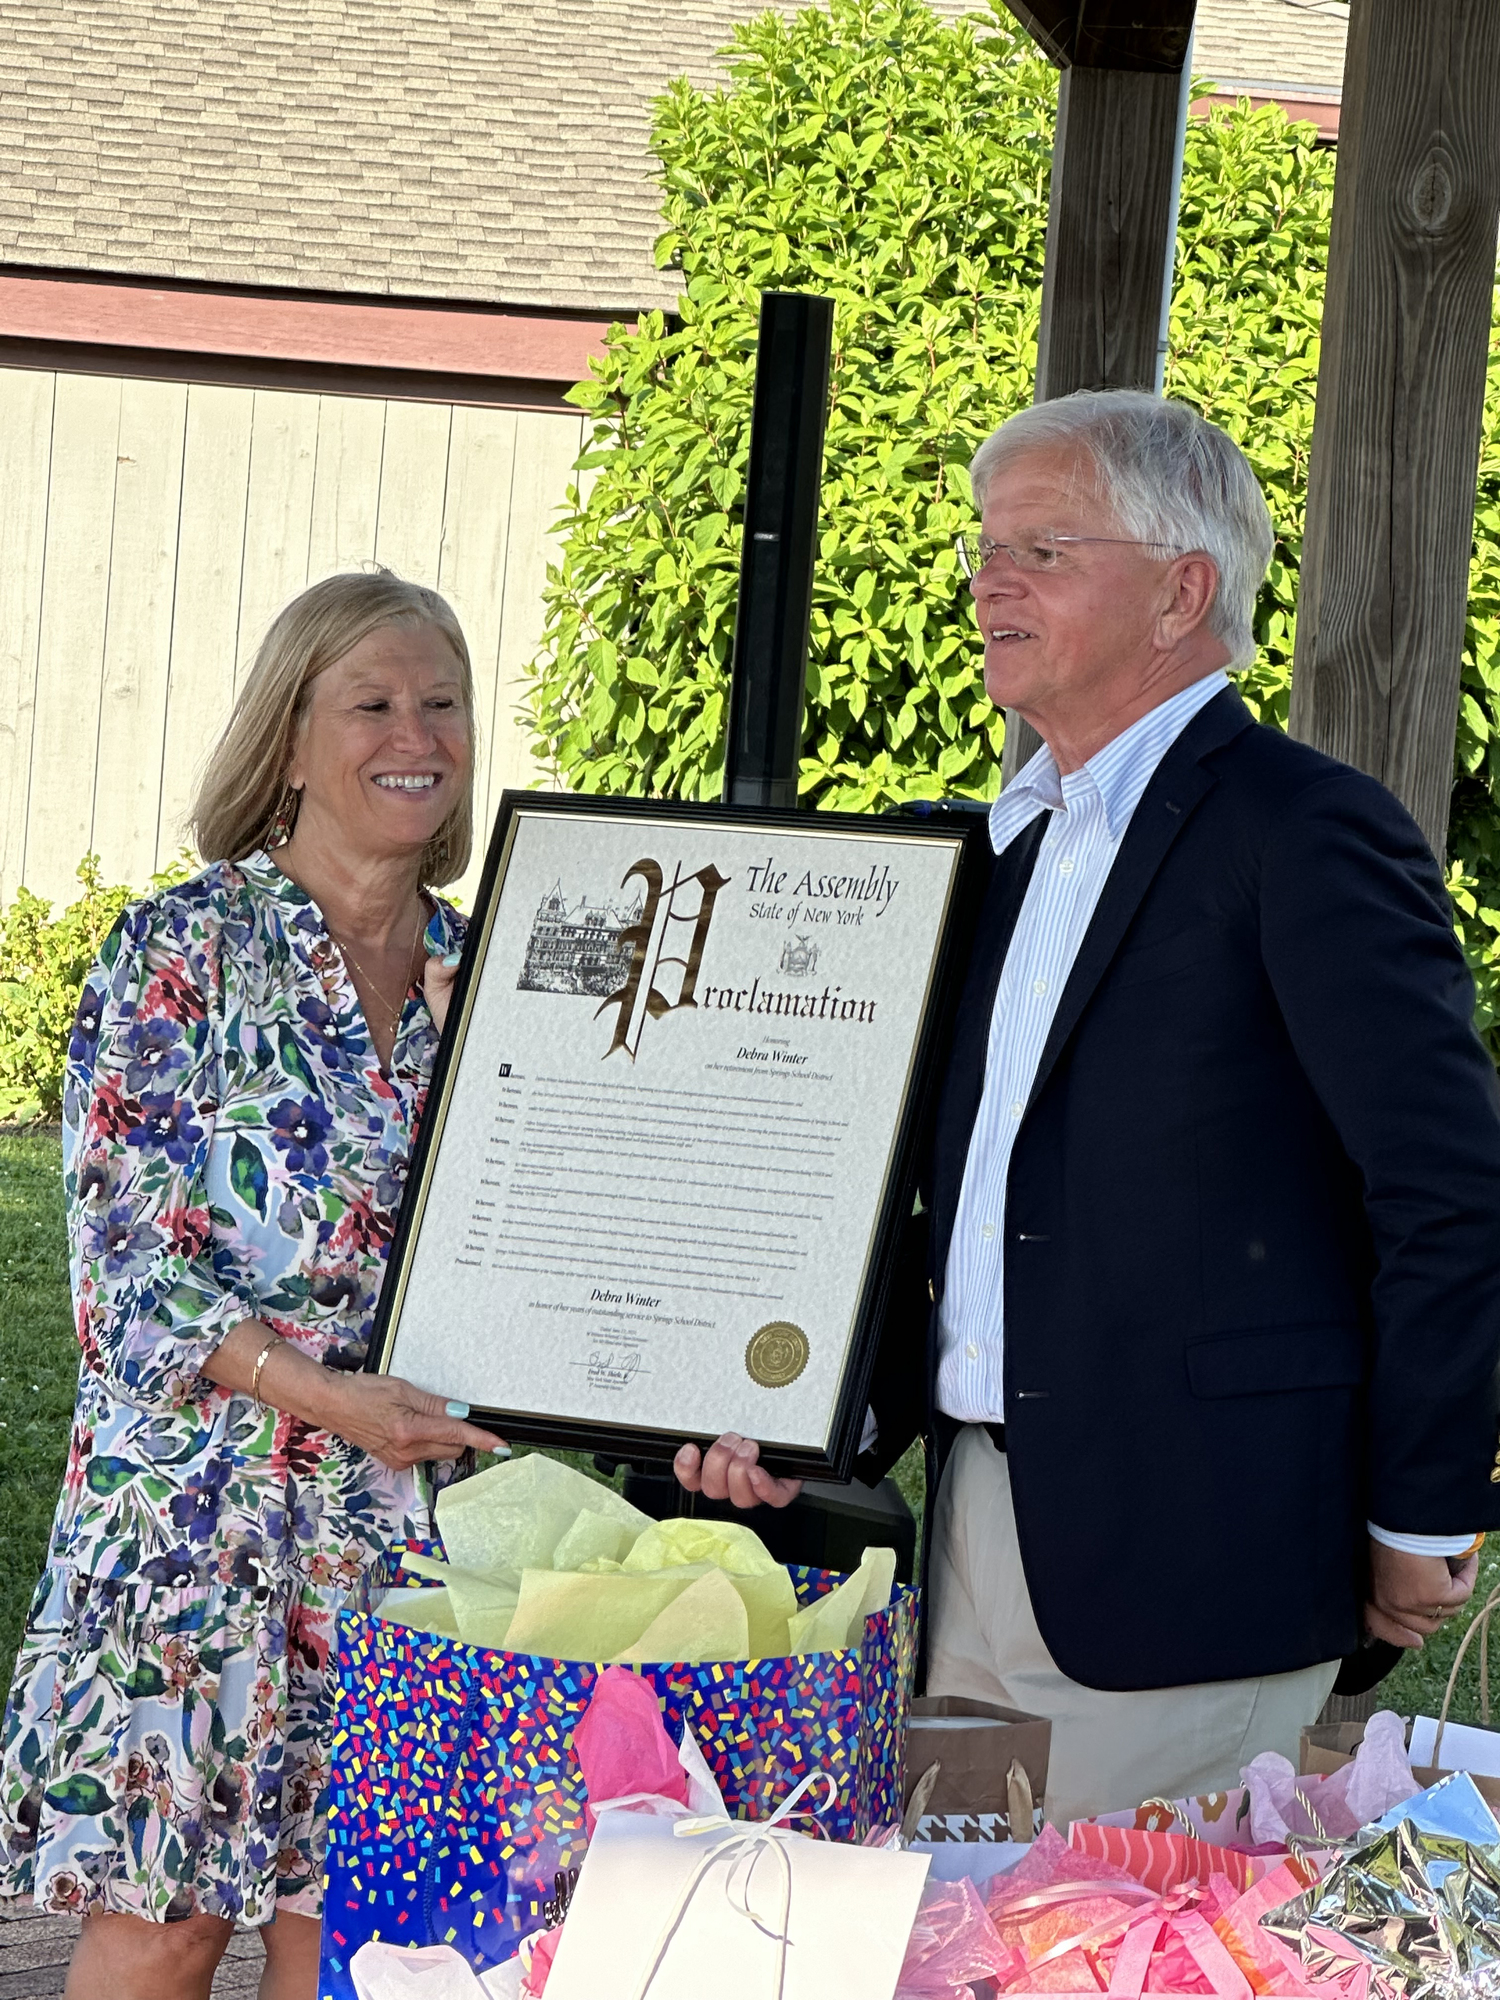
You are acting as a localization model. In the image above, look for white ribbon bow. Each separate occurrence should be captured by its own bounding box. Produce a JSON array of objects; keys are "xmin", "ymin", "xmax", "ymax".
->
[{"xmin": 628, "ymin": 1770, "xmax": 840, "ymax": 2000}]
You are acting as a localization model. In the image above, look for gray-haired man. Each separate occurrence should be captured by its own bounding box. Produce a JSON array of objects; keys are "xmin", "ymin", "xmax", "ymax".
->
[{"xmin": 680, "ymin": 392, "xmax": 1500, "ymax": 1822}]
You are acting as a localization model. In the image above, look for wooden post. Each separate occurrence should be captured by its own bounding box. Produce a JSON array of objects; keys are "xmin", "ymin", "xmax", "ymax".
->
[
  {"xmin": 1289, "ymin": 0, "xmax": 1500, "ymax": 857},
  {"xmin": 1034, "ymin": 67, "xmax": 1187, "ymax": 405},
  {"xmin": 1000, "ymin": 7, "xmax": 1195, "ymax": 782}
]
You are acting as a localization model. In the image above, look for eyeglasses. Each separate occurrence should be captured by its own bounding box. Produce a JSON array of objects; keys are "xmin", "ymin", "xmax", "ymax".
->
[{"xmin": 955, "ymin": 533, "xmax": 1183, "ymax": 579}]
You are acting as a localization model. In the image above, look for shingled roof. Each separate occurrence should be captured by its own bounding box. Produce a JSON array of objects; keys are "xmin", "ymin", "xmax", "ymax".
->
[
  {"xmin": 1, "ymin": 0, "xmax": 1343, "ymax": 318},
  {"xmin": 1194, "ymin": 0, "xmax": 1347, "ymax": 102}
]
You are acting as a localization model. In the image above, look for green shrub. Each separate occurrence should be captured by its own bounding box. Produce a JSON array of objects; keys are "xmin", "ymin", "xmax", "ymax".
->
[
  {"xmin": 528, "ymin": 0, "xmax": 1055, "ymax": 809},
  {"xmin": 0, "ymin": 855, "xmax": 192, "ymax": 1124},
  {"xmin": 525, "ymin": 0, "xmax": 1338, "ymax": 807}
]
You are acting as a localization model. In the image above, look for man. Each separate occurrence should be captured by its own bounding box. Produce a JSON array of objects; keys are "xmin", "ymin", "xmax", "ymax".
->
[{"xmin": 678, "ymin": 391, "xmax": 1500, "ymax": 1822}]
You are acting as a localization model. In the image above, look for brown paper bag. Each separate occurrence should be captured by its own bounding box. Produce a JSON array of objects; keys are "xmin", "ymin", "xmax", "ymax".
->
[
  {"xmin": 1300, "ymin": 1718, "xmax": 1500, "ymax": 1815},
  {"xmin": 903, "ymin": 1695, "xmax": 1051, "ymax": 1842},
  {"xmin": 1302, "ymin": 1583, "xmax": 1500, "ymax": 1815}
]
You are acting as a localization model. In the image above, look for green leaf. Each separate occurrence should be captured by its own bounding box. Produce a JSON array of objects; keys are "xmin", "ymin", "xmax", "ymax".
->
[
  {"xmin": 277, "ymin": 1024, "xmax": 317, "ymax": 1095},
  {"xmin": 86, "ymin": 1455, "xmax": 140, "ymax": 1496},
  {"xmin": 43, "ymin": 1774, "xmax": 114, "ymax": 1818},
  {"xmin": 122, "ymin": 1663, "xmax": 168, "ymax": 1699},
  {"xmin": 230, "ymin": 1133, "xmax": 269, "ymax": 1221}
]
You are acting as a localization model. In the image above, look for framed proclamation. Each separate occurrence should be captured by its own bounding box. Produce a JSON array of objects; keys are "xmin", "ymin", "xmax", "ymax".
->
[{"xmin": 369, "ymin": 793, "xmax": 984, "ymax": 1479}]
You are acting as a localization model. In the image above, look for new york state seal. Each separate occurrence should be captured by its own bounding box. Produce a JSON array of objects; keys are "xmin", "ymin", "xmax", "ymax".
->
[{"xmin": 745, "ymin": 1321, "xmax": 810, "ymax": 1389}]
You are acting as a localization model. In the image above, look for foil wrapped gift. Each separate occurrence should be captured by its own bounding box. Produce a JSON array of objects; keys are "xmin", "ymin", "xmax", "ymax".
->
[{"xmin": 1263, "ymin": 1775, "xmax": 1500, "ymax": 2000}]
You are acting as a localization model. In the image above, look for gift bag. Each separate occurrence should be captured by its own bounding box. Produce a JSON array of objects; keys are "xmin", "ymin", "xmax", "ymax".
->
[
  {"xmin": 1065, "ymin": 1819, "xmax": 1268, "ymax": 1894},
  {"xmin": 1302, "ymin": 1580, "xmax": 1500, "ymax": 1819},
  {"xmin": 1301, "ymin": 1716, "xmax": 1500, "ymax": 1820},
  {"xmin": 1077, "ymin": 1789, "xmax": 1258, "ymax": 1849},
  {"xmin": 903, "ymin": 1695, "xmax": 1050, "ymax": 1843},
  {"xmin": 316, "ymin": 1558, "xmax": 917, "ymax": 2000},
  {"xmin": 1404, "ymin": 1579, "xmax": 1500, "ymax": 1801}
]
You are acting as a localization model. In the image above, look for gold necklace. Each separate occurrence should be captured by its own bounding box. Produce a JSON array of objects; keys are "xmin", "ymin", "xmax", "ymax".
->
[{"xmin": 330, "ymin": 909, "xmax": 425, "ymax": 1036}]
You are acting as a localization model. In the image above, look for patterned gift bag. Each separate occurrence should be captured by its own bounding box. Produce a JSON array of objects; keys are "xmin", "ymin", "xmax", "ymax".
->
[{"xmin": 316, "ymin": 1561, "xmax": 918, "ymax": 2000}]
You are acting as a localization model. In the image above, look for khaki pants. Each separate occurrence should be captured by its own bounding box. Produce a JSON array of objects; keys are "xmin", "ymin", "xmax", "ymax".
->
[{"xmin": 927, "ymin": 1424, "xmax": 1339, "ymax": 1828}]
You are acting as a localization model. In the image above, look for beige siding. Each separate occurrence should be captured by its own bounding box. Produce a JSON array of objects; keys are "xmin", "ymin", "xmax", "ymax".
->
[
  {"xmin": 0, "ymin": 370, "xmax": 55, "ymax": 894},
  {"xmin": 0, "ymin": 368, "xmax": 579, "ymax": 911}
]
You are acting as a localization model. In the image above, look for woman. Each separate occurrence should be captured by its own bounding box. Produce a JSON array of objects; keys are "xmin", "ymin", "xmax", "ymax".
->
[{"xmin": 0, "ymin": 571, "xmax": 503, "ymax": 1999}]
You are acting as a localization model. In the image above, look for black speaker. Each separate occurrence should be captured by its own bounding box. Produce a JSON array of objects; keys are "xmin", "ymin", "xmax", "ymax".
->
[
  {"xmin": 723, "ymin": 290, "xmax": 835, "ymax": 810},
  {"xmin": 597, "ymin": 1458, "xmax": 917, "ymax": 1586}
]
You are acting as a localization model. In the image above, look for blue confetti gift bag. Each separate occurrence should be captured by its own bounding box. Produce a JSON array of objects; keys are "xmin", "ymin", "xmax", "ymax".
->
[{"xmin": 316, "ymin": 1559, "xmax": 917, "ymax": 1999}]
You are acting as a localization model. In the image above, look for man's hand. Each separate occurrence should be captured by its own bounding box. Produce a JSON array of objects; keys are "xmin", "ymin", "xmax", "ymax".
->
[
  {"xmin": 1366, "ymin": 1540, "xmax": 1477, "ymax": 1648},
  {"xmin": 674, "ymin": 1432, "xmax": 803, "ymax": 1511}
]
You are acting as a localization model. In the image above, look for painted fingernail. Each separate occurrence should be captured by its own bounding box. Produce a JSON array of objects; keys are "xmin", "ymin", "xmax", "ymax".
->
[
  {"xmin": 442, "ymin": 951, "xmax": 462, "ymax": 966},
  {"xmin": 490, "ymin": 1444, "xmax": 512, "ymax": 1459},
  {"xmin": 445, "ymin": 1399, "xmax": 470, "ymax": 1418}
]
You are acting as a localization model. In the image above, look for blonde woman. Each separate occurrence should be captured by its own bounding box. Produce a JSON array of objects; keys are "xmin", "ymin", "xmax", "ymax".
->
[{"xmin": 0, "ymin": 572, "xmax": 503, "ymax": 1999}]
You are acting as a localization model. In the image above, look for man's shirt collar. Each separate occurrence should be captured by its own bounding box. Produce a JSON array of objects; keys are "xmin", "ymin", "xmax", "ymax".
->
[{"xmin": 987, "ymin": 670, "xmax": 1229, "ymax": 854}]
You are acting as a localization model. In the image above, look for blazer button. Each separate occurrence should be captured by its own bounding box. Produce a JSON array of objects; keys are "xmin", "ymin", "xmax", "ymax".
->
[
  {"xmin": 1491, "ymin": 1468, "xmax": 1500, "ymax": 1483},
  {"xmin": 928, "ymin": 1279, "xmax": 936, "ymax": 1302}
]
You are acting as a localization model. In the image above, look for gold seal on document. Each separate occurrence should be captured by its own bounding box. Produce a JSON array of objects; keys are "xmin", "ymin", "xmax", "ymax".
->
[{"xmin": 745, "ymin": 1321, "xmax": 809, "ymax": 1389}]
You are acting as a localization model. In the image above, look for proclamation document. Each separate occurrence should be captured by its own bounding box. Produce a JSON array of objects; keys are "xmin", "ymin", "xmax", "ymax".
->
[{"xmin": 372, "ymin": 795, "xmax": 975, "ymax": 1476}]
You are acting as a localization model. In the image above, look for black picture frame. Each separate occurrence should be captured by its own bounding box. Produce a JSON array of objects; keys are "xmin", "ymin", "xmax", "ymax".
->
[{"xmin": 367, "ymin": 791, "xmax": 988, "ymax": 1480}]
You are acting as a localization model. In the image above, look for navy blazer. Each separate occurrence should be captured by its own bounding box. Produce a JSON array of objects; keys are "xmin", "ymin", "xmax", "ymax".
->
[{"xmin": 867, "ymin": 688, "xmax": 1500, "ymax": 1691}]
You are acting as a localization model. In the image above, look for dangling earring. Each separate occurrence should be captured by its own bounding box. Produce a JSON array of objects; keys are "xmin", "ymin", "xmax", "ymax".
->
[{"xmin": 269, "ymin": 784, "xmax": 302, "ymax": 848}]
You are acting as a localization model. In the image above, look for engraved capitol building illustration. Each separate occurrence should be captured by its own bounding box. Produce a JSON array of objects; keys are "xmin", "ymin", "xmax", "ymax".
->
[{"xmin": 517, "ymin": 882, "xmax": 644, "ymax": 996}]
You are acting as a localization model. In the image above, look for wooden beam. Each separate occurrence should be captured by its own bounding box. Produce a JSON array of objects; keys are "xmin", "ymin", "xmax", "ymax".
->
[
  {"xmin": 999, "ymin": 1, "xmax": 1195, "ymax": 71},
  {"xmin": 1002, "ymin": 51, "xmax": 1191, "ymax": 780},
  {"xmin": 1034, "ymin": 67, "xmax": 1185, "ymax": 401},
  {"xmin": 1288, "ymin": 0, "xmax": 1500, "ymax": 857},
  {"xmin": 1000, "ymin": 0, "xmax": 1072, "ymax": 67},
  {"xmin": 0, "ymin": 269, "xmax": 618, "ymax": 384}
]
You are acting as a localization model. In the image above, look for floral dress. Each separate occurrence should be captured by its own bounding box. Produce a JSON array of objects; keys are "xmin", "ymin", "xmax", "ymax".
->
[{"xmin": 0, "ymin": 850, "xmax": 462, "ymax": 1926}]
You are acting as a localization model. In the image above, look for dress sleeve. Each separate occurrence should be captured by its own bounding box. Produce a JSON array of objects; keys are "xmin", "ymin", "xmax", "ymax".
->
[{"xmin": 63, "ymin": 894, "xmax": 259, "ymax": 1411}]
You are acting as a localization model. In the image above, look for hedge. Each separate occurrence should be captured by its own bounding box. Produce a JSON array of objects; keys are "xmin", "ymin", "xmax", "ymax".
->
[{"xmin": 0, "ymin": 857, "xmax": 193, "ymax": 1124}]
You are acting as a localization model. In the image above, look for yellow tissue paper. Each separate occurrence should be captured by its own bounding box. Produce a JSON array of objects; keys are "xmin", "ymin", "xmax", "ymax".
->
[
  {"xmin": 787, "ymin": 1546, "xmax": 897, "ymax": 1654},
  {"xmin": 722, "ymin": 1568, "xmax": 798, "ymax": 1659},
  {"xmin": 503, "ymin": 1563, "xmax": 715, "ymax": 1662},
  {"xmin": 614, "ymin": 1568, "xmax": 750, "ymax": 1665},
  {"xmin": 373, "ymin": 1584, "xmax": 460, "ymax": 1639},
  {"xmin": 621, "ymin": 1517, "xmax": 779, "ymax": 1576},
  {"xmin": 434, "ymin": 1452, "xmax": 651, "ymax": 1580},
  {"xmin": 614, "ymin": 1517, "xmax": 794, "ymax": 1654},
  {"xmin": 401, "ymin": 1551, "xmax": 520, "ymax": 1648},
  {"xmin": 388, "ymin": 1452, "xmax": 887, "ymax": 1665},
  {"xmin": 553, "ymin": 1508, "xmax": 639, "ymax": 1572}
]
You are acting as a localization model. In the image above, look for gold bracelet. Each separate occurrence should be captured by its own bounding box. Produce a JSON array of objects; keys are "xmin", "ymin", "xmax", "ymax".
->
[{"xmin": 250, "ymin": 1335, "xmax": 280, "ymax": 1403}]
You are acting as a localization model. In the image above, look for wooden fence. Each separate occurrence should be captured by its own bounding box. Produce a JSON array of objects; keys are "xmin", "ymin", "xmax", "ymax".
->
[{"xmin": 0, "ymin": 368, "xmax": 581, "ymax": 913}]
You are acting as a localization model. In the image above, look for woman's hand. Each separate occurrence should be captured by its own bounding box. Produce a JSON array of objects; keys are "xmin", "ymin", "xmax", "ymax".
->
[
  {"xmin": 203, "ymin": 1319, "xmax": 502, "ymax": 1469},
  {"xmin": 317, "ymin": 1371, "xmax": 503, "ymax": 1471},
  {"xmin": 674, "ymin": 1432, "xmax": 803, "ymax": 1511},
  {"xmin": 422, "ymin": 951, "xmax": 462, "ymax": 1033}
]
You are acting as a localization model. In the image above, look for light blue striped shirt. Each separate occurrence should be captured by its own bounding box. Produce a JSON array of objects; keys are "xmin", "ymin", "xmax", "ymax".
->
[
  {"xmin": 929, "ymin": 671, "xmax": 1471, "ymax": 1559},
  {"xmin": 935, "ymin": 671, "xmax": 1228, "ymax": 1421}
]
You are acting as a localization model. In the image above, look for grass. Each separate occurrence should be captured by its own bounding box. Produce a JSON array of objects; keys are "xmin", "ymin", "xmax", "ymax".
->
[
  {"xmin": 0, "ymin": 1129, "xmax": 78, "ymax": 1702},
  {"xmin": 2, "ymin": 1124, "xmax": 1494, "ymax": 1738}
]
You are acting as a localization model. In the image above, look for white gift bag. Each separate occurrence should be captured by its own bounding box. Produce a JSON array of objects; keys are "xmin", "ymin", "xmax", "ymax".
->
[{"xmin": 544, "ymin": 1788, "xmax": 929, "ymax": 2000}]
